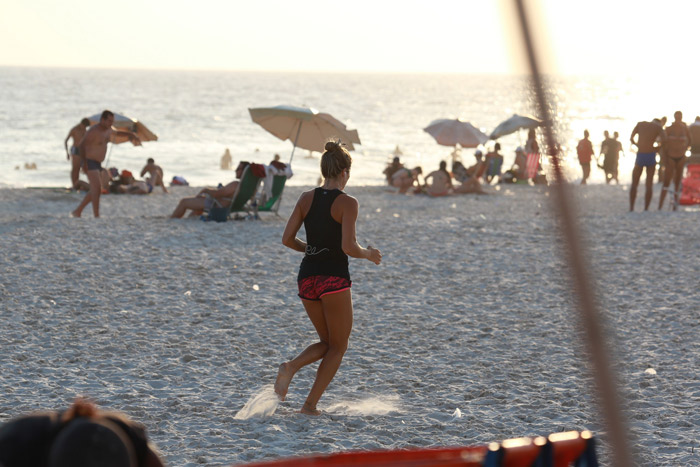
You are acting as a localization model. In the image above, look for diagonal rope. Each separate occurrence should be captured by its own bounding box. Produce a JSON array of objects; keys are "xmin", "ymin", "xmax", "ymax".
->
[{"xmin": 513, "ymin": 1, "xmax": 633, "ymax": 465}]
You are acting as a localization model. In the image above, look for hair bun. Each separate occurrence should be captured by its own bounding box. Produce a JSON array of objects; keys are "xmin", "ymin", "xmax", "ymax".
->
[{"xmin": 325, "ymin": 141, "xmax": 340, "ymax": 152}]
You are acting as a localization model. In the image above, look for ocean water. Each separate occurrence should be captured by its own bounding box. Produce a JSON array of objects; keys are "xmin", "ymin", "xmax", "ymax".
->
[{"xmin": 3, "ymin": 66, "xmax": 699, "ymax": 189}]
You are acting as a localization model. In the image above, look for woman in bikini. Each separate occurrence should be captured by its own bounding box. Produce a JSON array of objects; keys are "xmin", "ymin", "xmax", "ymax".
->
[{"xmin": 277, "ymin": 141, "xmax": 382, "ymax": 415}]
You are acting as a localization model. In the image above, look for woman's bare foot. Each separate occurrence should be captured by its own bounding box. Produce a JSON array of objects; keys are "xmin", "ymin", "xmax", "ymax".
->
[
  {"xmin": 300, "ymin": 402, "xmax": 321, "ymax": 416},
  {"xmin": 274, "ymin": 362, "xmax": 293, "ymax": 401}
]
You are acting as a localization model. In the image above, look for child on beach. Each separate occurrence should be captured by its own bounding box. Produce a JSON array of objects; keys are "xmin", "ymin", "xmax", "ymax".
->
[{"xmin": 277, "ymin": 141, "xmax": 382, "ymax": 415}]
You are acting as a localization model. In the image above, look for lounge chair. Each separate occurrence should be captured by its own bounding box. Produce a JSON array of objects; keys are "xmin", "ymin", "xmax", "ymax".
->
[
  {"xmin": 524, "ymin": 152, "xmax": 540, "ymax": 180},
  {"xmin": 226, "ymin": 166, "xmax": 263, "ymax": 219},
  {"xmin": 253, "ymin": 175, "xmax": 287, "ymax": 218}
]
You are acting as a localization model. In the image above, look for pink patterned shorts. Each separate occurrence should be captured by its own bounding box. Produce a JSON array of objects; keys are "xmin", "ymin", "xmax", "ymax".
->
[{"xmin": 298, "ymin": 275, "xmax": 352, "ymax": 301}]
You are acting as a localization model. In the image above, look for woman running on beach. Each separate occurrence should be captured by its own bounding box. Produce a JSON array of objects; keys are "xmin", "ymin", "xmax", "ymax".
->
[{"xmin": 277, "ymin": 141, "xmax": 382, "ymax": 415}]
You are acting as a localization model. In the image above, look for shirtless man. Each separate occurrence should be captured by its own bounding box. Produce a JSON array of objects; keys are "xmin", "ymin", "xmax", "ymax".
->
[
  {"xmin": 423, "ymin": 161, "xmax": 453, "ymax": 196},
  {"xmin": 72, "ymin": 110, "xmax": 140, "ymax": 218},
  {"xmin": 170, "ymin": 161, "xmax": 249, "ymax": 218},
  {"xmin": 658, "ymin": 111, "xmax": 690, "ymax": 210},
  {"xmin": 140, "ymin": 158, "xmax": 168, "ymax": 193},
  {"xmin": 629, "ymin": 119, "xmax": 666, "ymax": 211},
  {"xmin": 64, "ymin": 118, "xmax": 90, "ymax": 190}
]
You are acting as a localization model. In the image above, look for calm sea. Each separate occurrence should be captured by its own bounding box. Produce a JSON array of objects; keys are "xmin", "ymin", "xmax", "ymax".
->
[{"xmin": 1, "ymin": 67, "xmax": 698, "ymax": 188}]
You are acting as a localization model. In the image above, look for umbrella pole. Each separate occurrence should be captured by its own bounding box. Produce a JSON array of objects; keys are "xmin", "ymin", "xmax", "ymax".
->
[{"xmin": 289, "ymin": 121, "xmax": 303, "ymax": 165}]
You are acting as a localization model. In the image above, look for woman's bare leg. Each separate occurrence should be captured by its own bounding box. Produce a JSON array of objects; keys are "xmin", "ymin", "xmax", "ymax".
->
[
  {"xmin": 302, "ymin": 290, "xmax": 353, "ymax": 415},
  {"xmin": 274, "ymin": 299, "xmax": 329, "ymax": 401}
]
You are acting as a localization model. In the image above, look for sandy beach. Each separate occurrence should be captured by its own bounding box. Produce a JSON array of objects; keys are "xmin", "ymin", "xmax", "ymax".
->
[{"xmin": 0, "ymin": 183, "xmax": 699, "ymax": 466}]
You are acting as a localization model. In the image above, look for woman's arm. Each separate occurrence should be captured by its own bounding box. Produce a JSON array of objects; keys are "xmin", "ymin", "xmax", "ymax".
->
[
  {"xmin": 339, "ymin": 196, "xmax": 382, "ymax": 265},
  {"xmin": 282, "ymin": 193, "xmax": 309, "ymax": 253}
]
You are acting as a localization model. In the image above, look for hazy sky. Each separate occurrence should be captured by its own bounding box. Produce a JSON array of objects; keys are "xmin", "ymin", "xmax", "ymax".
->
[{"xmin": 1, "ymin": 0, "xmax": 698, "ymax": 75}]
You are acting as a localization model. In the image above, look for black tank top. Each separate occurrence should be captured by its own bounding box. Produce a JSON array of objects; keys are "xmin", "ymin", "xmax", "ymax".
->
[{"xmin": 298, "ymin": 188, "xmax": 350, "ymax": 281}]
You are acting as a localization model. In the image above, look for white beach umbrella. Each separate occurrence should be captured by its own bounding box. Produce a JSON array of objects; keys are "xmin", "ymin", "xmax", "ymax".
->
[
  {"xmin": 87, "ymin": 112, "xmax": 158, "ymax": 145},
  {"xmin": 423, "ymin": 118, "xmax": 488, "ymax": 148},
  {"xmin": 248, "ymin": 105, "xmax": 361, "ymax": 163},
  {"xmin": 489, "ymin": 114, "xmax": 542, "ymax": 140}
]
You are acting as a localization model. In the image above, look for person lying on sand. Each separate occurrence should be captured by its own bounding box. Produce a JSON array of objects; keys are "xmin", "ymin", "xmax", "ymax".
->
[
  {"xmin": 391, "ymin": 166, "xmax": 422, "ymax": 194},
  {"xmin": 170, "ymin": 162, "xmax": 249, "ymax": 218},
  {"xmin": 424, "ymin": 161, "xmax": 453, "ymax": 196}
]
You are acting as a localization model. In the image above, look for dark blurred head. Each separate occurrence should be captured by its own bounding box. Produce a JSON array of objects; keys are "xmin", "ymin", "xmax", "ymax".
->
[
  {"xmin": 236, "ymin": 161, "xmax": 250, "ymax": 179},
  {"xmin": 439, "ymin": 160, "xmax": 447, "ymax": 171},
  {"xmin": 81, "ymin": 118, "xmax": 90, "ymax": 127},
  {"xmin": 49, "ymin": 418, "xmax": 136, "ymax": 467},
  {"xmin": 147, "ymin": 158, "xmax": 154, "ymax": 164}
]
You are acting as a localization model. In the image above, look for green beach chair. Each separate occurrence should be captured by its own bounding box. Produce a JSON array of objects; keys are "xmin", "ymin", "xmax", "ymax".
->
[
  {"xmin": 254, "ymin": 175, "xmax": 287, "ymax": 218},
  {"xmin": 226, "ymin": 166, "xmax": 263, "ymax": 219}
]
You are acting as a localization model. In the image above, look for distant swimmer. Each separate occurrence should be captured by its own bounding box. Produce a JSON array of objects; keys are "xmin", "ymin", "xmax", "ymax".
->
[
  {"xmin": 64, "ymin": 118, "xmax": 90, "ymax": 190},
  {"xmin": 277, "ymin": 141, "xmax": 382, "ymax": 415},
  {"xmin": 658, "ymin": 111, "xmax": 691, "ymax": 210},
  {"xmin": 629, "ymin": 118, "xmax": 666, "ymax": 211},
  {"xmin": 72, "ymin": 110, "xmax": 140, "ymax": 218}
]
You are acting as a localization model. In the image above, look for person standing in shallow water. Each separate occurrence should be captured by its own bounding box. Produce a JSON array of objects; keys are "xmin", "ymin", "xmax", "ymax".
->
[{"xmin": 277, "ymin": 141, "xmax": 382, "ymax": 415}]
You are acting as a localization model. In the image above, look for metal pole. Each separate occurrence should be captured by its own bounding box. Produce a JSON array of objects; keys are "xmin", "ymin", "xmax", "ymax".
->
[
  {"xmin": 513, "ymin": 1, "xmax": 633, "ymax": 465},
  {"xmin": 289, "ymin": 121, "xmax": 303, "ymax": 165}
]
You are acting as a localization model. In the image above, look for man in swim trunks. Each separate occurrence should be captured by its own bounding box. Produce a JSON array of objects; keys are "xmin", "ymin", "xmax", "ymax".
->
[
  {"xmin": 64, "ymin": 118, "xmax": 90, "ymax": 190},
  {"xmin": 72, "ymin": 110, "xmax": 140, "ymax": 218},
  {"xmin": 629, "ymin": 119, "xmax": 666, "ymax": 211},
  {"xmin": 658, "ymin": 111, "xmax": 691, "ymax": 210}
]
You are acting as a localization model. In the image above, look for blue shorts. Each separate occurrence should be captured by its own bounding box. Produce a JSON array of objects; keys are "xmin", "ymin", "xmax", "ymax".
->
[
  {"xmin": 86, "ymin": 159, "xmax": 102, "ymax": 171},
  {"xmin": 635, "ymin": 152, "xmax": 656, "ymax": 167}
]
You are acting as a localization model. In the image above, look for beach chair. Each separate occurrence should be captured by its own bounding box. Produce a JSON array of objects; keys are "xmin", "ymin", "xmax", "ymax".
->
[
  {"xmin": 524, "ymin": 152, "xmax": 540, "ymax": 180},
  {"xmin": 253, "ymin": 175, "xmax": 287, "ymax": 218},
  {"xmin": 226, "ymin": 166, "xmax": 263, "ymax": 219}
]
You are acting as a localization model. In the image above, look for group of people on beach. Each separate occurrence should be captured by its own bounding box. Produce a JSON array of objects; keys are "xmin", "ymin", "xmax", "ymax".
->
[
  {"xmin": 65, "ymin": 111, "xmax": 169, "ymax": 217},
  {"xmin": 577, "ymin": 111, "xmax": 700, "ymax": 211},
  {"xmin": 384, "ymin": 129, "xmax": 547, "ymax": 196}
]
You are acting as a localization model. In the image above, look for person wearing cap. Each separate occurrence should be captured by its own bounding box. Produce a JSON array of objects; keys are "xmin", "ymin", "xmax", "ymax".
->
[{"xmin": 0, "ymin": 398, "xmax": 165, "ymax": 467}]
